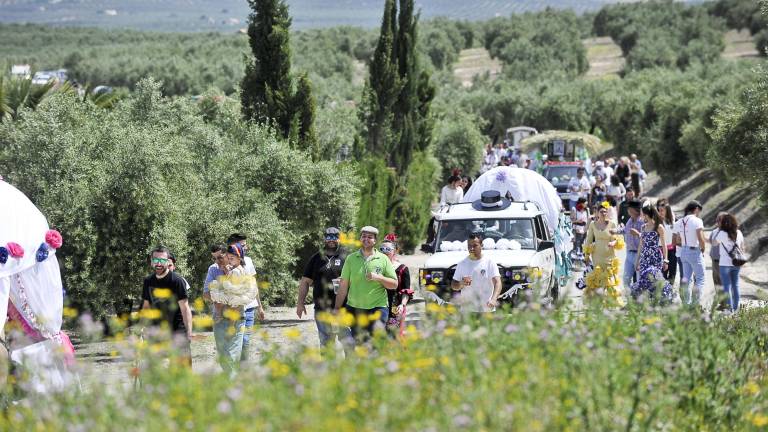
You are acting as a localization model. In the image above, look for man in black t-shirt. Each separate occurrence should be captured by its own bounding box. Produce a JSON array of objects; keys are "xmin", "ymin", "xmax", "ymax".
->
[
  {"xmin": 142, "ymin": 246, "xmax": 194, "ymax": 366},
  {"xmin": 296, "ymin": 227, "xmax": 351, "ymax": 347}
]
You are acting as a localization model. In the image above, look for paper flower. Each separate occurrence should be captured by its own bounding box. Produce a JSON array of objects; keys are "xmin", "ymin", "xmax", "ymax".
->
[
  {"xmin": 601, "ymin": 201, "xmax": 611, "ymax": 209},
  {"xmin": 7, "ymin": 242, "xmax": 23, "ymax": 258},
  {"xmin": 495, "ymin": 171, "xmax": 508, "ymax": 182},
  {"xmin": 36, "ymin": 243, "xmax": 49, "ymax": 262},
  {"xmin": 0, "ymin": 247, "xmax": 7, "ymax": 264},
  {"xmin": 45, "ymin": 230, "xmax": 63, "ymax": 249}
]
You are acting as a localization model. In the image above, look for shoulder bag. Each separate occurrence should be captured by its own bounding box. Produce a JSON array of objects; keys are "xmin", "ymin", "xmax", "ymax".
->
[{"xmin": 727, "ymin": 241, "xmax": 748, "ymax": 267}]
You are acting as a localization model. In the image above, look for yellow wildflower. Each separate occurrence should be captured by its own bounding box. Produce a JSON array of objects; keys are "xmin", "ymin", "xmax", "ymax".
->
[
  {"xmin": 354, "ymin": 346, "xmax": 369, "ymax": 358},
  {"xmin": 284, "ymin": 328, "xmax": 301, "ymax": 340},
  {"xmin": 152, "ymin": 288, "xmax": 173, "ymax": 299},
  {"xmin": 743, "ymin": 381, "xmax": 760, "ymax": 396},
  {"xmin": 193, "ymin": 298, "xmax": 205, "ymax": 311},
  {"xmin": 266, "ymin": 358, "xmax": 290, "ymax": 377},
  {"xmin": 642, "ymin": 316, "xmax": 661, "ymax": 326},
  {"xmin": 63, "ymin": 307, "xmax": 78, "ymax": 318},
  {"xmin": 443, "ymin": 327, "xmax": 457, "ymax": 336},
  {"xmin": 748, "ymin": 413, "xmax": 768, "ymax": 427},
  {"xmin": 223, "ymin": 308, "xmax": 242, "ymax": 321},
  {"xmin": 413, "ymin": 357, "xmax": 436, "ymax": 368},
  {"xmin": 193, "ymin": 315, "xmax": 214, "ymax": 329},
  {"xmin": 139, "ymin": 308, "xmax": 162, "ymax": 320}
]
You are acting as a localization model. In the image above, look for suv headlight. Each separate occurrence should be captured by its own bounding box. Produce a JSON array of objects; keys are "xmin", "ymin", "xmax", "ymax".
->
[
  {"xmin": 420, "ymin": 269, "xmax": 446, "ymax": 286},
  {"xmin": 503, "ymin": 268, "xmax": 528, "ymax": 283}
]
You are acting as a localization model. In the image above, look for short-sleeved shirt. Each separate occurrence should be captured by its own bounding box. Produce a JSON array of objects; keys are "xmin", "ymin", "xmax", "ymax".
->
[
  {"xmin": 204, "ymin": 264, "xmax": 225, "ymax": 294},
  {"xmin": 452, "ymin": 255, "xmax": 501, "ymax": 312},
  {"xmin": 569, "ymin": 177, "xmax": 591, "ymax": 201},
  {"xmin": 677, "ymin": 215, "xmax": 704, "ymax": 247},
  {"xmin": 142, "ymin": 271, "xmax": 189, "ymax": 333},
  {"xmin": 340, "ymin": 250, "xmax": 397, "ymax": 309},
  {"xmin": 303, "ymin": 250, "xmax": 347, "ymax": 311},
  {"xmin": 716, "ymin": 230, "xmax": 744, "ymax": 267},
  {"xmin": 243, "ymin": 256, "xmax": 260, "ymax": 310}
]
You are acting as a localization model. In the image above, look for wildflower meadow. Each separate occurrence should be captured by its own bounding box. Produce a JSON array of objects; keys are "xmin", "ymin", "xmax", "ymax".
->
[{"xmin": 4, "ymin": 304, "xmax": 768, "ymax": 431}]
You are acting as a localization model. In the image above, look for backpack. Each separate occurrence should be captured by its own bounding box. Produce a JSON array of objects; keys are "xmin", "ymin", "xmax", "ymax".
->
[{"xmin": 727, "ymin": 241, "xmax": 748, "ymax": 267}]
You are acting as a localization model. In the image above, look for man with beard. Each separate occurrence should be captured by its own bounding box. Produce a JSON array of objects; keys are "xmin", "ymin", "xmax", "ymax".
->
[
  {"xmin": 296, "ymin": 227, "xmax": 351, "ymax": 347},
  {"xmin": 142, "ymin": 246, "xmax": 194, "ymax": 366}
]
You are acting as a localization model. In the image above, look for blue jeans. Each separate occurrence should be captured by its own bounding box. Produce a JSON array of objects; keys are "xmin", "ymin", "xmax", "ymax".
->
[
  {"xmin": 315, "ymin": 313, "xmax": 352, "ymax": 347},
  {"xmin": 623, "ymin": 250, "xmax": 638, "ymax": 291},
  {"xmin": 719, "ymin": 266, "xmax": 741, "ymax": 311},
  {"xmin": 241, "ymin": 308, "xmax": 255, "ymax": 362},
  {"xmin": 680, "ymin": 247, "xmax": 705, "ymax": 305},
  {"xmin": 213, "ymin": 317, "xmax": 244, "ymax": 377},
  {"xmin": 345, "ymin": 306, "xmax": 389, "ymax": 344}
]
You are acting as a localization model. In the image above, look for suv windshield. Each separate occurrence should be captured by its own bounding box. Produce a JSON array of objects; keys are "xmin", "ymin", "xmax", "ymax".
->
[
  {"xmin": 436, "ymin": 219, "xmax": 535, "ymax": 251},
  {"xmin": 543, "ymin": 166, "xmax": 578, "ymax": 183}
]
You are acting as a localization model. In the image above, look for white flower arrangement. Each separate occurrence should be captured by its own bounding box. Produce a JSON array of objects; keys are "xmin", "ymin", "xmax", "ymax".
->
[{"xmin": 209, "ymin": 275, "xmax": 258, "ymax": 307}]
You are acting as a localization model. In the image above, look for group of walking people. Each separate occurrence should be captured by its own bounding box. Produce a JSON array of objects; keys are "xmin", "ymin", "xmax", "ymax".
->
[
  {"xmin": 578, "ymin": 194, "xmax": 747, "ymax": 312},
  {"xmin": 296, "ymin": 227, "xmax": 414, "ymax": 349}
]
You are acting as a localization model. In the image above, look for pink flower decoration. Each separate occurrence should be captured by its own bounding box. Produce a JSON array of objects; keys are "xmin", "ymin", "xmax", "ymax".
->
[
  {"xmin": 45, "ymin": 230, "xmax": 63, "ymax": 249},
  {"xmin": 7, "ymin": 242, "xmax": 24, "ymax": 258}
]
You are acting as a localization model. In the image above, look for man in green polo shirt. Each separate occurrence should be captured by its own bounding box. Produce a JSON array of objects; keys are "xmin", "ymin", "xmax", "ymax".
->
[{"xmin": 334, "ymin": 226, "xmax": 397, "ymax": 343}]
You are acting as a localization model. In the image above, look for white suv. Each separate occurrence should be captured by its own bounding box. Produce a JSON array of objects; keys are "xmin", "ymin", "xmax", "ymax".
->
[{"xmin": 420, "ymin": 200, "xmax": 558, "ymax": 307}]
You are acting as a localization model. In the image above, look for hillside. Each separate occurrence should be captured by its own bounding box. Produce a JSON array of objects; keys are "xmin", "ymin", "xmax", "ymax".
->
[{"xmin": 0, "ymin": 0, "xmax": 700, "ymax": 31}]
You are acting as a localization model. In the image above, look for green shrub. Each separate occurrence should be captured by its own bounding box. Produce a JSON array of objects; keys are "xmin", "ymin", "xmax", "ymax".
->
[
  {"xmin": 0, "ymin": 78, "xmax": 360, "ymax": 314},
  {"xmin": 434, "ymin": 111, "xmax": 487, "ymax": 179}
]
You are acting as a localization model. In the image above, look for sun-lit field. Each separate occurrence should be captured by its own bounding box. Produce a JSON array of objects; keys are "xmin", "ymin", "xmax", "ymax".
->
[{"xmin": 6, "ymin": 305, "xmax": 768, "ymax": 430}]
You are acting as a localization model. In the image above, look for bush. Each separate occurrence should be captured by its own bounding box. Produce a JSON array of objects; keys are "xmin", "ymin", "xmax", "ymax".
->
[
  {"xmin": 0, "ymin": 78, "xmax": 360, "ymax": 315},
  {"xmin": 434, "ymin": 111, "xmax": 487, "ymax": 179}
]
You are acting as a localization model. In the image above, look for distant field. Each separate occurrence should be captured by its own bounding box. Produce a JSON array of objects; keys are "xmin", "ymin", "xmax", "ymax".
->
[{"xmin": 0, "ymin": 0, "xmax": 696, "ymax": 31}]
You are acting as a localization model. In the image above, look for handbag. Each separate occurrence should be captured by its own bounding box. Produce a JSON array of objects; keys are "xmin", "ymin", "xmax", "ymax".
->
[{"xmin": 727, "ymin": 242, "xmax": 748, "ymax": 267}]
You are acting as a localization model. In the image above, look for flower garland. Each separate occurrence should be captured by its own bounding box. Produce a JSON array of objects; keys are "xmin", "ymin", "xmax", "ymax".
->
[{"xmin": 0, "ymin": 229, "xmax": 63, "ymax": 265}]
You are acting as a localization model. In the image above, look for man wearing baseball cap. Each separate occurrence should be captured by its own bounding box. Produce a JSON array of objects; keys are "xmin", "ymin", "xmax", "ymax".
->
[
  {"xmin": 296, "ymin": 227, "xmax": 351, "ymax": 347},
  {"xmin": 334, "ymin": 226, "xmax": 398, "ymax": 343}
]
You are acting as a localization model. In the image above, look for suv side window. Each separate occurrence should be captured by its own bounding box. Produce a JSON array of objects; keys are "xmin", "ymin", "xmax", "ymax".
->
[
  {"xmin": 533, "ymin": 216, "xmax": 545, "ymax": 240},
  {"xmin": 539, "ymin": 216, "xmax": 551, "ymax": 240}
]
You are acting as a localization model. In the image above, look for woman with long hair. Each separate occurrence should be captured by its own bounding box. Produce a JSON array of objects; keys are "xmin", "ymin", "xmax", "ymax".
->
[
  {"xmin": 656, "ymin": 198, "xmax": 677, "ymax": 283},
  {"xmin": 712, "ymin": 214, "xmax": 745, "ymax": 311},
  {"xmin": 631, "ymin": 202, "xmax": 674, "ymax": 303}
]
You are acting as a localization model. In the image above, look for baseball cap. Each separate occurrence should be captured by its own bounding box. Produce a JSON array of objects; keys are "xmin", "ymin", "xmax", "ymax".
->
[{"xmin": 324, "ymin": 227, "xmax": 340, "ymax": 241}]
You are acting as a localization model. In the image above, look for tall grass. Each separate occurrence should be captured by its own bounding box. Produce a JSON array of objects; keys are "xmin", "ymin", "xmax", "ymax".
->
[{"xmin": 4, "ymin": 305, "xmax": 768, "ymax": 430}]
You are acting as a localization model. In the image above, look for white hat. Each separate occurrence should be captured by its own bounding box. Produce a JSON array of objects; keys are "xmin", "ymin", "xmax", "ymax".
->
[
  {"xmin": 360, "ymin": 226, "xmax": 379, "ymax": 236},
  {"xmin": 595, "ymin": 161, "xmax": 604, "ymax": 167}
]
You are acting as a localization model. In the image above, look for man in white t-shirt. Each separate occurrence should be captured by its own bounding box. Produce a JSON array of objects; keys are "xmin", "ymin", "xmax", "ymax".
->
[
  {"xmin": 568, "ymin": 167, "xmax": 591, "ymax": 210},
  {"xmin": 451, "ymin": 233, "xmax": 502, "ymax": 312},
  {"xmin": 673, "ymin": 201, "xmax": 706, "ymax": 306}
]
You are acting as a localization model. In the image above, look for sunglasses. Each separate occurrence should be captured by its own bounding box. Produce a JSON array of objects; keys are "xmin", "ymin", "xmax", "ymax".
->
[
  {"xmin": 379, "ymin": 246, "xmax": 395, "ymax": 254},
  {"xmin": 324, "ymin": 235, "xmax": 339, "ymax": 241},
  {"xmin": 151, "ymin": 258, "xmax": 169, "ymax": 264}
]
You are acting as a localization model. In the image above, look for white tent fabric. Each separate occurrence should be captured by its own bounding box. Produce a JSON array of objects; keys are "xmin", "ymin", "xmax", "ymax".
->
[
  {"xmin": 464, "ymin": 166, "xmax": 563, "ymax": 232},
  {"xmin": 0, "ymin": 181, "xmax": 49, "ymax": 279},
  {"xmin": 0, "ymin": 180, "xmax": 72, "ymax": 392}
]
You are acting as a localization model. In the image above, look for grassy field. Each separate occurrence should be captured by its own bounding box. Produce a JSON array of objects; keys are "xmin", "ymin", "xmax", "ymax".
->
[{"xmin": 5, "ymin": 305, "xmax": 768, "ymax": 430}]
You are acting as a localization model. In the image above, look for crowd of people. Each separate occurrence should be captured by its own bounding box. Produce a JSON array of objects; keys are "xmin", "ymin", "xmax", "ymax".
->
[
  {"xmin": 136, "ymin": 152, "xmax": 748, "ymax": 376},
  {"xmin": 570, "ymin": 154, "xmax": 747, "ymax": 311}
]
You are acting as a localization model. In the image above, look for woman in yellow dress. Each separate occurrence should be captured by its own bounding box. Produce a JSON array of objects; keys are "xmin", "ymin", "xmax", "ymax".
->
[{"xmin": 583, "ymin": 202, "xmax": 625, "ymax": 306}]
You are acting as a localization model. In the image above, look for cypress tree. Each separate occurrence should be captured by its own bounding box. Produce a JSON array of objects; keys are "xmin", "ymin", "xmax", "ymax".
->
[
  {"xmin": 358, "ymin": 0, "xmax": 401, "ymax": 158},
  {"xmin": 294, "ymin": 73, "xmax": 318, "ymax": 157},
  {"xmin": 390, "ymin": 0, "xmax": 435, "ymax": 173},
  {"xmin": 241, "ymin": 0, "xmax": 309, "ymax": 141}
]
